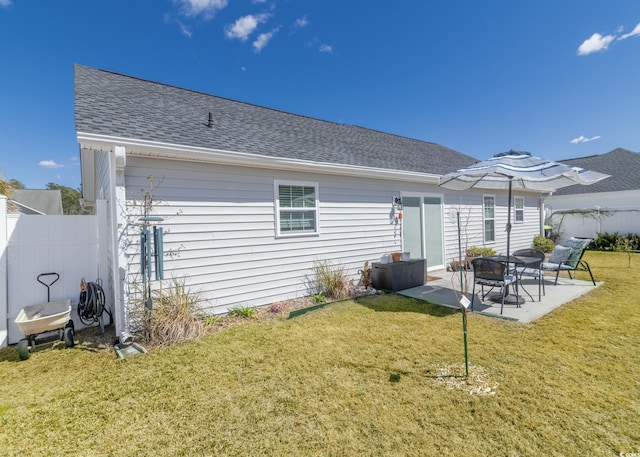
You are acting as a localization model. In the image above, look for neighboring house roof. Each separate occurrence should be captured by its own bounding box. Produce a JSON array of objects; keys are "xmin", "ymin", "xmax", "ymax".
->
[
  {"xmin": 11, "ymin": 189, "xmax": 63, "ymax": 215},
  {"xmin": 74, "ymin": 65, "xmax": 477, "ymax": 176},
  {"xmin": 554, "ymin": 148, "xmax": 640, "ymax": 196}
]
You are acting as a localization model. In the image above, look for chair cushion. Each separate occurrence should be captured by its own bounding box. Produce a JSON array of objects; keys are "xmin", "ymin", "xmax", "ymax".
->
[
  {"xmin": 476, "ymin": 275, "xmax": 516, "ymax": 287},
  {"xmin": 563, "ymin": 238, "xmax": 590, "ymax": 268},
  {"xmin": 516, "ymin": 266, "xmax": 543, "ymax": 276},
  {"xmin": 548, "ymin": 245, "xmax": 571, "ymax": 264}
]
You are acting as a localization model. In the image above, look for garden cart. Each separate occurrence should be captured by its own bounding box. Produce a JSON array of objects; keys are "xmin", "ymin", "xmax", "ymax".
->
[{"xmin": 14, "ymin": 273, "xmax": 75, "ymax": 360}]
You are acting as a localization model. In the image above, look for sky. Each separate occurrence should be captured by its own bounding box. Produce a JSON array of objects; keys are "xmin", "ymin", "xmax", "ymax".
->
[{"xmin": 1, "ymin": 0, "xmax": 639, "ymax": 189}]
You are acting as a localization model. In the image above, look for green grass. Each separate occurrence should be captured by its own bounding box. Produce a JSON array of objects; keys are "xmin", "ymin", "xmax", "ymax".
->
[{"xmin": 1, "ymin": 251, "xmax": 639, "ymax": 456}]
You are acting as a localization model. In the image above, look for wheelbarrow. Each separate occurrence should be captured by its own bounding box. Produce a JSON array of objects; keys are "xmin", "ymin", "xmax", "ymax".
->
[{"xmin": 14, "ymin": 273, "xmax": 75, "ymax": 360}]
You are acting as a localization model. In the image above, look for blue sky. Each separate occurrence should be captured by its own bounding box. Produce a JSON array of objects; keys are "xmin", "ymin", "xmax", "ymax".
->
[{"xmin": 1, "ymin": 0, "xmax": 639, "ymax": 189}]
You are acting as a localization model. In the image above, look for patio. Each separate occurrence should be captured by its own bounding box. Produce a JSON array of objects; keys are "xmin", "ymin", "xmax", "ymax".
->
[{"xmin": 399, "ymin": 271, "xmax": 602, "ymax": 323}]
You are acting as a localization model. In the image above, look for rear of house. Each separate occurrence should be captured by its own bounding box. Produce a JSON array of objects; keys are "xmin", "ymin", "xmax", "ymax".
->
[{"xmin": 74, "ymin": 65, "xmax": 542, "ymax": 337}]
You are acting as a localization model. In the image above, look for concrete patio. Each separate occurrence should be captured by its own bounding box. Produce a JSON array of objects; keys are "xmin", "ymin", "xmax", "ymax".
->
[{"xmin": 398, "ymin": 270, "xmax": 602, "ymax": 323}]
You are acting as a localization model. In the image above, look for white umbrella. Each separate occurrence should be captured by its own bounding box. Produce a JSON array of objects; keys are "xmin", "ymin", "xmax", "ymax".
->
[{"xmin": 440, "ymin": 150, "xmax": 609, "ymax": 294}]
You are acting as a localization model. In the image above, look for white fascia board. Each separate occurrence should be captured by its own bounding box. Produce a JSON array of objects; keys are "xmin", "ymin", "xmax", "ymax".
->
[{"xmin": 76, "ymin": 132, "xmax": 442, "ymax": 184}]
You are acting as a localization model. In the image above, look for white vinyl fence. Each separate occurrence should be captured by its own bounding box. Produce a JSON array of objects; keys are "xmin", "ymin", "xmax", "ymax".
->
[{"xmin": 1, "ymin": 196, "xmax": 108, "ymax": 346}]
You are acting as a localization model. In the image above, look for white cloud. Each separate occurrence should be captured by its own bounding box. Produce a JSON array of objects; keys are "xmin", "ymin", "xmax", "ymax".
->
[
  {"xmin": 577, "ymin": 32, "xmax": 616, "ymax": 55},
  {"xmin": 177, "ymin": 20, "xmax": 193, "ymax": 37},
  {"xmin": 39, "ymin": 160, "xmax": 64, "ymax": 169},
  {"xmin": 225, "ymin": 14, "xmax": 270, "ymax": 41},
  {"xmin": 0, "ymin": 0, "xmax": 12, "ymax": 7},
  {"xmin": 319, "ymin": 44, "xmax": 333, "ymax": 53},
  {"xmin": 619, "ymin": 22, "xmax": 640, "ymax": 40},
  {"xmin": 570, "ymin": 135, "xmax": 601, "ymax": 144},
  {"xmin": 253, "ymin": 28, "xmax": 278, "ymax": 52},
  {"xmin": 295, "ymin": 16, "xmax": 309, "ymax": 28},
  {"xmin": 176, "ymin": 0, "xmax": 228, "ymax": 18}
]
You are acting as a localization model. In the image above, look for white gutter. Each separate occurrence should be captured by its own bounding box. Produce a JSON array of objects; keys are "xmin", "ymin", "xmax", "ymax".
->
[{"xmin": 76, "ymin": 132, "xmax": 442, "ymax": 185}]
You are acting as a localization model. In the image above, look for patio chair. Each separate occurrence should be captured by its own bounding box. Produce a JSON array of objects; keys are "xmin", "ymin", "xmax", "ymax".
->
[
  {"xmin": 470, "ymin": 257, "xmax": 518, "ymax": 315},
  {"xmin": 541, "ymin": 237, "xmax": 596, "ymax": 286},
  {"xmin": 512, "ymin": 248, "xmax": 546, "ymax": 301}
]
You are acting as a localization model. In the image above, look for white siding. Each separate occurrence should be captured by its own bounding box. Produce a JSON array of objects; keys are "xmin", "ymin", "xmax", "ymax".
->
[
  {"xmin": 442, "ymin": 190, "xmax": 541, "ymax": 263},
  {"xmin": 118, "ymin": 156, "xmax": 541, "ymax": 315}
]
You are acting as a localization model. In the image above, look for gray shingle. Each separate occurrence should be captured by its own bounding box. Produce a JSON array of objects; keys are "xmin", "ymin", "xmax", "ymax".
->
[
  {"xmin": 74, "ymin": 65, "xmax": 477, "ymax": 175},
  {"xmin": 555, "ymin": 148, "xmax": 640, "ymax": 195}
]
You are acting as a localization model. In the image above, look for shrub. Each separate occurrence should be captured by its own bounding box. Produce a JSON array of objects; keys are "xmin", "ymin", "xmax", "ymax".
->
[
  {"xmin": 533, "ymin": 235, "xmax": 555, "ymax": 253},
  {"xmin": 228, "ymin": 306, "xmax": 257, "ymax": 319},
  {"xmin": 306, "ymin": 259, "xmax": 351, "ymax": 300},
  {"xmin": 593, "ymin": 232, "xmax": 640, "ymax": 251},
  {"xmin": 146, "ymin": 278, "xmax": 207, "ymax": 346},
  {"xmin": 466, "ymin": 246, "xmax": 496, "ymax": 257}
]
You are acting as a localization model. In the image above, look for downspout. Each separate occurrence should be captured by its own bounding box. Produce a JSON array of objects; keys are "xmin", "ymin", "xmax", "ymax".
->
[{"xmin": 111, "ymin": 146, "xmax": 128, "ymax": 338}]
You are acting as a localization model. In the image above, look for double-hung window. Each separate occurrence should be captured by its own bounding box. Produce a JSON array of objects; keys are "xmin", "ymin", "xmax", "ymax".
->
[
  {"xmin": 483, "ymin": 195, "xmax": 495, "ymax": 243},
  {"xmin": 514, "ymin": 196, "xmax": 524, "ymax": 223},
  {"xmin": 275, "ymin": 181, "xmax": 319, "ymax": 236}
]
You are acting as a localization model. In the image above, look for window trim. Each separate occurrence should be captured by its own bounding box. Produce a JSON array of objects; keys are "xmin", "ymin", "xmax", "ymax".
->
[
  {"xmin": 483, "ymin": 194, "xmax": 495, "ymax": 243},
  {"xmin": 514, "ymin": 196, "xmax": 524, "ymax": 224},
  {"xmin": 274, "ymin": 180, "xmax": 320, "ymax": 238}
]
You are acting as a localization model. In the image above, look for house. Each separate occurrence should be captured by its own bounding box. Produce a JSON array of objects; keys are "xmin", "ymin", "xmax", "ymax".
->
[
  {"xmin": 10, "ymin": 189, "xmax": 64, "ymax": 215},
  {"xmin": 546, "ymin": 148, "xmax": 640, "ymax": 241},
  {"xmin": 74, "ymin": 65, "xmax": 543, "ymax": 336}
]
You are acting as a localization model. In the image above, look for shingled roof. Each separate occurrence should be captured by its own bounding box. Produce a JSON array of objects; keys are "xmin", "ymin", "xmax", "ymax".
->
[
  {"xmin": 554, "ymin": 148, "xmax": 640, "ymax": 195},
  {"xmin": 74, "ymin": 65, "xmax": 476, "ymax": 176}
]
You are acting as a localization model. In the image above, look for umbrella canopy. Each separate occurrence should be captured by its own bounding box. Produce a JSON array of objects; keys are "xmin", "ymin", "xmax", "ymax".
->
[
  {"xmin": 440, "ymin": 150, "xmax": 609, "ymax": 268},
  {"xmin": 440, "ymin": 150, "xmax": 610, "ymax": 192}
]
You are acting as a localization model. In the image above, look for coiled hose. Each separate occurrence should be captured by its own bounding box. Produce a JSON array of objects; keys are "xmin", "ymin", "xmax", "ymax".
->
[{"xmin": 78, "ymin": 278, "xmax": 111, "ymax": 326}]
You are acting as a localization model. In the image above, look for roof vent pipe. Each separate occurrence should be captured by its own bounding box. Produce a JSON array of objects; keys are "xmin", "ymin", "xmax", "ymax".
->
[{"xmin": 207, "ymin": 112, "xmax": 214, "ymax": 128}]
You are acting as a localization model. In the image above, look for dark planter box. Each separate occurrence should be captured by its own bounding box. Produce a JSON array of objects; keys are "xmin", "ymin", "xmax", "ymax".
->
[{"xmin": 371, "ymin": 259, "xmax": 426, "ymax": 292}]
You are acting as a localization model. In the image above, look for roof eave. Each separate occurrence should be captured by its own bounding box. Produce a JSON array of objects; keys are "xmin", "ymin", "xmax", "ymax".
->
[{"xmin": 76, "ymin": 132, "xmax": 442, "ymax": 184}]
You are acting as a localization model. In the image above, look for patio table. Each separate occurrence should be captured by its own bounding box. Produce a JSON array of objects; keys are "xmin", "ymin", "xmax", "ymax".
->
[{"xmin": 485, "ymin": 255, "xmax": 541, "ymax": 304}]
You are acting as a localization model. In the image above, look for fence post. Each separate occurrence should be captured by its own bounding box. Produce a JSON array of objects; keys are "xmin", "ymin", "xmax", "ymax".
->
[{"xmin": 0, "ymin": 196, "xmax": 8, "ymax": 347}]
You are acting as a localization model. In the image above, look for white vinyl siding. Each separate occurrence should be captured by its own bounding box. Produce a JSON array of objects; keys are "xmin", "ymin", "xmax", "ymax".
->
[
  {"xmin": 121, "ymin": 157, "xmax": 407, "ymax": 315},
  {"xmin": 117, "ymin": 156, "xmax": 541, "ymax": 318},
  {"xmin": 275, "ymin": 181, "xmax": 319, "ymax": 236},
  {"xmin": 483, "ymin": 195, "xmax": 495, "ymax": 243}
]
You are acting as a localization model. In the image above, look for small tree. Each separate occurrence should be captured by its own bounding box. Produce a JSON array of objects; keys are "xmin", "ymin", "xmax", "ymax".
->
[{"xmin": 615, "ymin": 237, "xmax": 633, "ymax": 268}]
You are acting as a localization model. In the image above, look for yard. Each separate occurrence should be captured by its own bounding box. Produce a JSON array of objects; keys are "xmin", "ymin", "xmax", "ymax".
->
[{"xmin": 1, "ymin": 251, "xmax": 639, "ymax": 456}]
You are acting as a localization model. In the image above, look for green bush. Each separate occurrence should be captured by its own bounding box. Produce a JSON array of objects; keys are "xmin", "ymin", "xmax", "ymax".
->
[
  {"xmin": 592, "ymin": 232, "xmax": 640, "ymax": 251},
  {"xmin": 533, "ymin": 235, "xmax": 555, "ymax": 253},
  {"xmin": 466, "ymin": 246, "xmax": 496, "ymax": 257}
]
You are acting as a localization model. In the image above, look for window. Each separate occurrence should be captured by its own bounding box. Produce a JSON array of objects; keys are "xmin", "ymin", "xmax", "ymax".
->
[
  {"xmin": 275, "ymin": 181, "xmax": 319, "ymax": 236},
  {"xmin": 483, "ymin": 195, "xmax": 495, "ymax": 243},
  {"xmin": 514, "ymin": 196, "xmax": 524, "ymax": 223}
]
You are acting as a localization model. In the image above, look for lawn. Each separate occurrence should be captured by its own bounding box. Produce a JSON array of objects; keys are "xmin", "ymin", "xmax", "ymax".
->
[{"xmin": 1, "ymin": 251, "xmax": 639, "ymax": 456}]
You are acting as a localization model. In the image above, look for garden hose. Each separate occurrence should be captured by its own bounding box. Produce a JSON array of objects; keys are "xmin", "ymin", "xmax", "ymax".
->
[{"xmin": 78, "ymin": 278, "xmax": 111, "ymax": 326}]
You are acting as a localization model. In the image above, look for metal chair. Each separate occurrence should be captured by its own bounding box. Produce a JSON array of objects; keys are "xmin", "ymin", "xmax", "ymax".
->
[
  {"xmin": 541, "ymin": 238, "xmax": 595, "ymax": 285},
  {"xmin": 471, "ymin": 257, "xmax": 518, "ymax": 315},
  {"xmin": 512, "ymin": 248, "xmax": 546, "ymax": 301}
]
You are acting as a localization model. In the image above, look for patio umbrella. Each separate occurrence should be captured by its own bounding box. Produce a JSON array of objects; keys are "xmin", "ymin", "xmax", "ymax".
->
[{"xmin": 440, "ymin": 150, "xmax": 609, "ymax": 294}]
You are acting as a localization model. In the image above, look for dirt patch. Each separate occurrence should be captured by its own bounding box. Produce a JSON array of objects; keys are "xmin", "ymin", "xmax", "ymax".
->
[{"xmin": 76, "ymin": 296, "xmax": 322, "ymax": 352}]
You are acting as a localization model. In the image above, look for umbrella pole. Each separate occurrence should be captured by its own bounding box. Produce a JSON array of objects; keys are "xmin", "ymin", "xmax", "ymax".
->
[
  {"xmin": 506, "ymin": 178, "xmax": 512, "ymax": 262},
  {"xmin": 457, "ymin": 211, "xmax": 463, "ymax": 293}
]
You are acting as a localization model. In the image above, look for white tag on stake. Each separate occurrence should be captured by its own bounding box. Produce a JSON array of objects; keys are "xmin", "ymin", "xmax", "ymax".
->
[{"xmin": 459, "ymin": 296, "xmax": 471, "ymax": 309}]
